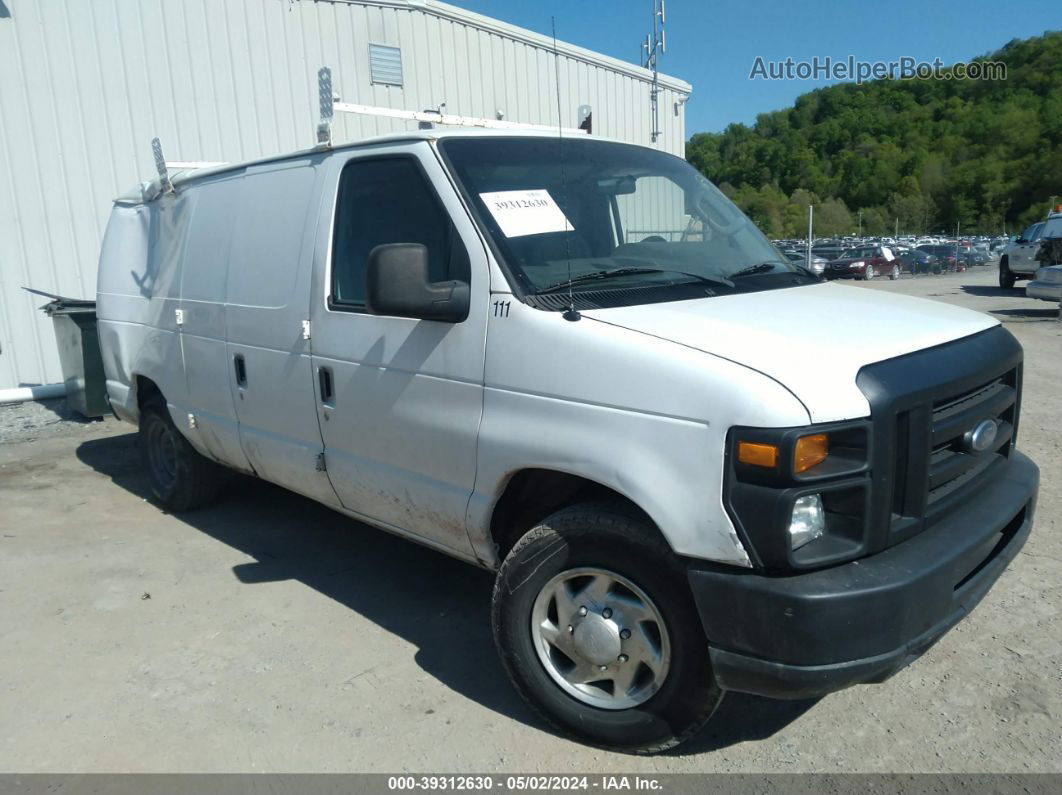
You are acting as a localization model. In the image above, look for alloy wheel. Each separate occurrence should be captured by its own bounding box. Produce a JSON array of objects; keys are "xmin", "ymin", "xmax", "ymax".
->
[{"xmin": 530, "ymin": 567, "xmax": 671, "ymax": 710}]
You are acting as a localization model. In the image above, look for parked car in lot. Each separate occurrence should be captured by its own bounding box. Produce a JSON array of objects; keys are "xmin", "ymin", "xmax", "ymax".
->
[
  {"xmin": 783, "ymin": 249, "xmax": 827, "ymax": 275},
  {"xmin": 824, "ymin": 245, "xmax": 902, "ymax": 280},
  {"xmin": 97, "ymin": 129, "xmax": 1039, "ymax": 754},
  {"xmin": 971, "ymin": 241, "xmax": 995, "ymax": 262},
  {"xmin": 916, "ymin": 244, "xmax": 961, "ymax": 272},
  {"xmin": 1026, "ymin": 265, "xmax": 1062, "ymax": 302},
  {"xmin": 898, "ymin": 248, "xmax": 939, "ymax": 275},
  {"xmin": 999, "ymin": 219, "xmax": 1048, "ymax": 289},
  {"xmin": 811, "ymin": 244, "xmax": 846, "ymax": 261},
  {"xmin": 956, "ymin": 244, "xmax": 988, "ymax": 268}
]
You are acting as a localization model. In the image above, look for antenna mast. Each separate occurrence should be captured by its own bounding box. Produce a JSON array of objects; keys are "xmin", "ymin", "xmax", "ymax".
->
[{"xmin": 641, "ymin": 0, "xmax": 666, "ymax": 144}]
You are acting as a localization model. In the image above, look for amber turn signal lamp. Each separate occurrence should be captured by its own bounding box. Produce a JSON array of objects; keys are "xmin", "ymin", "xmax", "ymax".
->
[
  {"xmin": 737, "ymin": 441, "xmax": 779, "ymax": 468},
  {"xmin": 794, "ymin": 434, "xmax": 829, "ymax": 473}
]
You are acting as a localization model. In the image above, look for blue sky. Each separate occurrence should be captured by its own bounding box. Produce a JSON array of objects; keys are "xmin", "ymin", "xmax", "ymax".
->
[{"xmin": 447, "ymin": 0, "xmax": 1058, "ymax": 135}]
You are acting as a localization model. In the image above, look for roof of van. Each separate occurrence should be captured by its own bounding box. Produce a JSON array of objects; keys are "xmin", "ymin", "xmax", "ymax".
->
[{"xmin": 116, "ymin": 128, "xmax": 664, "ymax": 205}]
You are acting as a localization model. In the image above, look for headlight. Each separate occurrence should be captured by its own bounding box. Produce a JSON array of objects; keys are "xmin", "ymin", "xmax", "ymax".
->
[
  {"xmin": 789, "ymin": 494, "xmax": 825, "ymax": 549},
  {"xmin": 727, "ymin": 423, "xmax": 870, "ymax": 570},
  {"xmin": 794, "ymin": 433, "xmax": 828, "ymax": 473},
  {"xmin": 852, "ymin": 260, "xmax": 865, "ymax": 268}
]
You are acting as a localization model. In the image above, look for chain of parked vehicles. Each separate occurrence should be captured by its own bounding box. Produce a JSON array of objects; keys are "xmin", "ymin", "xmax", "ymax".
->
[
  {"xmin": 775, "ymin": 234, "xmax": 1008, "ymax": 280},
  {"xmin": 774, "ymin": 210, "xmax": 1062, "ymax": 304}
]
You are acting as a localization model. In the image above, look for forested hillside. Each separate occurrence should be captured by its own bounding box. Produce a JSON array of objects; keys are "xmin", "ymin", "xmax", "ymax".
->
[{"xmin": 685, "ymin": 32, "xmax": 1062, "ymax": 237}]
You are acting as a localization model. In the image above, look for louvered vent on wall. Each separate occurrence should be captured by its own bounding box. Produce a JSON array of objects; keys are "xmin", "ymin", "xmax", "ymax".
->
[{"xmin": 368, "ymin": 44, "xmax": 403, "ymax": 86}]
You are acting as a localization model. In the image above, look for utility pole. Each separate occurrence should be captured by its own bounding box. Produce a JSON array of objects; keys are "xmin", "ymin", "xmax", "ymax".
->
[
  {"xmin": 956, "ymin": 220, "xmax": 960, "ymax": 269},
  {"xmin": 642, "ymin": 0, "xmax": 666, "ymax": 144},
  {"xmin": 858, "ymin": 209, "xmax": 863, "ymax": 238},
  {"xmin": 807, "ymin": 204, "xmax": 814, "ymax": 270}
]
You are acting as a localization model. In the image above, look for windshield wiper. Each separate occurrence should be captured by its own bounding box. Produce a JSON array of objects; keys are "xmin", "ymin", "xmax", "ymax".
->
[
  {"xmin": 790, "ymin": 263, "xmax": 822, "ymax": 279},
  {"xmin": 730, "ymin": 262, "xmax": 787, "ymax": 278},
  {"xmin": 537, "ymin": 266, "xmax": 734, "ymax": 294}
]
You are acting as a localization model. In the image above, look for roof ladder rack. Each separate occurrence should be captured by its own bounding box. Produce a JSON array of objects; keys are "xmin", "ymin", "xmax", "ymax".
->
[{"xmin": 315, "ymin": 66, "xmax": 587, "ymax": 148}]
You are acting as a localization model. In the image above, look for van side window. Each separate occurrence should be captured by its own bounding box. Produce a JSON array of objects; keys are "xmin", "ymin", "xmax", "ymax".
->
[{"xmin": 331, "ymin": 157, "xmax": 470, "ymax": 308}]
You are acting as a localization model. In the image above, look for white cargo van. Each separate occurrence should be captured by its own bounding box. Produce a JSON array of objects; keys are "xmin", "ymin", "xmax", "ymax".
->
[{"xmin": 98, "ymin": 130, "xmax": 1038, "ymax": 753}]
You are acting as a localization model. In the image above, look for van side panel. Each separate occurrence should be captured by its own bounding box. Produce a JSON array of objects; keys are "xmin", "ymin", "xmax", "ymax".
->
[
  {"xmin": 97, "ymin": 192, "xmax": 193, "ymax": 425},
  {"xmin": 223, "ymin": 157, "xmax": 338, "ymax": 505},
  {"xmin": 178, "ymin": 172, "xmax": 253, "ymax": 471}
]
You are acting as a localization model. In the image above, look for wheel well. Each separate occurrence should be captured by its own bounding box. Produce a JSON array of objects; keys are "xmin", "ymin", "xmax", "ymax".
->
[
  {"xmin": 135, "ymin": 375, "xmax": 162, "ymax": 410},
  {"xmin": 489, "ymin": 469, "xmax": 659, "ymax": 561}
]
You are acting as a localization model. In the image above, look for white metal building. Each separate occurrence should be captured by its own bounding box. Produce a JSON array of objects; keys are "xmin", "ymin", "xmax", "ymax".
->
[{"xmin": 0, "ymin": 0, "xmax": 691, "ymax": 391}]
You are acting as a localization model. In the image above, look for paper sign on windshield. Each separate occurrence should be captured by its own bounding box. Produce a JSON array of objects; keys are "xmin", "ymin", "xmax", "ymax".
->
[
  {"xmin": 479, "ymin": 189, "xmax": 574, "ymax": 238},
  {"xmin": 882, "ymin": 246, "xmax": 895, "ymax": 261}
]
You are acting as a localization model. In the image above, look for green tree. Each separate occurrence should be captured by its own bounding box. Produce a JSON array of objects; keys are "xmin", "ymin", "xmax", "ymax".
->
[{"xmin": 685, "ymin": 32, "xmax": 1062, "ymax": 234}]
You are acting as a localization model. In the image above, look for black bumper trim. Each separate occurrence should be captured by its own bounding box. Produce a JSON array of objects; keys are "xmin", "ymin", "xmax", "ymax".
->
[{"xmin": 690, "ymin": 450, "xmax": 1038, "ymax": 699}]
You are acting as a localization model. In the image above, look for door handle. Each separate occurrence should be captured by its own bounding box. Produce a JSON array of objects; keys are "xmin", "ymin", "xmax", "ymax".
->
[
  {"xmin": 233, "ymin": 354, "xmax": 247, "ymax": 387},
  {"xmin": 318, "ymin": 366, "xmax": 334, "ymax": 404}
]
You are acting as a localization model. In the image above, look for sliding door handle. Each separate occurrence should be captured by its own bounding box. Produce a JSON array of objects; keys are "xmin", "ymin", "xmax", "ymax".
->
[
  {"xmin": 318, "ymin": 366, "xmax": 334, "ymax": 404},
  {"xmin": 233, "ymin": 354, "xmax": 247, "ymax": 387}
]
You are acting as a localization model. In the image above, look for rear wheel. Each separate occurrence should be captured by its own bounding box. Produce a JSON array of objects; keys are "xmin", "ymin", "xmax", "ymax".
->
[
  {"xmin": 139, "ymin": 396, "xmax": 222, "ymax": 511},
  {"xmin": 999, "ymin": 258, "xmax": 1017, "ymax": 289},
  {"xmin": 889, "ymin": 264, "xmax": 900, "ymax": 280},
  {"xmin": 492, "ymin": 502, "xmax": 722, "ymax": 754}
]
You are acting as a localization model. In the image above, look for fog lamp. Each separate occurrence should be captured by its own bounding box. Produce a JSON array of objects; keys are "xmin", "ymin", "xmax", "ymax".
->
[{"xmin": 789, "ymin": 494, "xmax": 825, "ymax": 550}]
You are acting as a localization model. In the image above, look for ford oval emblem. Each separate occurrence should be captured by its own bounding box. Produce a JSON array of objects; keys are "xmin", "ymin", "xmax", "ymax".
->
[{"xmin": 965, "ymin": 419, "xmax": 999, "ymax": 454}]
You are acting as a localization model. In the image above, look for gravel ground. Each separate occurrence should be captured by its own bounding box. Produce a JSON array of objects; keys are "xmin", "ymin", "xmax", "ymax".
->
[
  {"xmin": 0, "ymin": 398, "xmax": 104, "ymax": 445},
  {"xmin": 0, "ymin": 267, "xmax": 1058, "ymax": 773}
]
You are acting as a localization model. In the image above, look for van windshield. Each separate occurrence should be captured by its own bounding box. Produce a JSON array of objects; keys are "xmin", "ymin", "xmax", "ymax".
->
[{"xmin": 439, "ymin": 137, "xmax": 814, "ymax": 306}]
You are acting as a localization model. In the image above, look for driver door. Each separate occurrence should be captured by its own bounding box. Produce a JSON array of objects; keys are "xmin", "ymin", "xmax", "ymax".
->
[{"xmin": 308, "ymin": 145, "xmax": 489, "ymax": 557}]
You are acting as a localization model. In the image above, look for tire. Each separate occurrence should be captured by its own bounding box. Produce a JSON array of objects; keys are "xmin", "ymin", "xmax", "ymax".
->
[
  {"xmin": 864, "ymin": 265, "xmax": 874, "ymax": 281},
  {"xmin": 999, "ymin": 258, "xmax": 1017, "ymax": 289},
  {"xmin": 889, "ymin": 264, "xmax": 900, "ymax": 280},
  {"xmin": 139, "ymin": 395, "xmax": 222, "ymax": 511},
  {"xmin": 492, "ymin": 502, "xmax": 722, "ymax": 754}
]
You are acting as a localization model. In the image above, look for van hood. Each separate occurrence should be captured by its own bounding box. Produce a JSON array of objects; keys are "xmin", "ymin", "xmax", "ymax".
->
[{"xmin": 581, "ymin": 282, "xmax": 998, "ymax": 423}]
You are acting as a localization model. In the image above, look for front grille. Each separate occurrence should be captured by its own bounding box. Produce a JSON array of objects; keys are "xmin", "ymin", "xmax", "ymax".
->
[
  {"xmin": 890, "ymin": 370, "xmax": 1017, "ymax": 528},
  {"xmin": 924, "ymin": 377, "xmax": 1016, "ymax": 508},
  {"xmin": 856, "ymin": 326, "xmax": 1024, "ymax": 552}
]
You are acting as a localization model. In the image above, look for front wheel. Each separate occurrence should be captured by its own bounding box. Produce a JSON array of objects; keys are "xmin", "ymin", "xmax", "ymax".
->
[
  {"xmin": 999, "ymin": 258, "xmax": 1017, "ymax": 289},
  {"xmin": 491, "ymin": 503, "xmax": 722, "ymax": 754},
  {"xmin": 864, "ymin": 265, "xmax": 874, "ymax": 281},
  {"xmin": 139, "ymin": 396, "xmax": 222, "ymax": 511}
]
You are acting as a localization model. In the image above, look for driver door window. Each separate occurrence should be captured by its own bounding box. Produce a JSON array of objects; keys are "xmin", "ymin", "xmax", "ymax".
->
[{"xmin": 331, "ymin": 157, "xmax": 469, "ymax": 309}]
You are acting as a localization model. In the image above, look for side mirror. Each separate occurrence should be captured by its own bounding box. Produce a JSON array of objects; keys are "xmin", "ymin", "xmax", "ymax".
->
[{"xmin": 365, "ymin": 243, "xmax": 469, "ymax": 323}]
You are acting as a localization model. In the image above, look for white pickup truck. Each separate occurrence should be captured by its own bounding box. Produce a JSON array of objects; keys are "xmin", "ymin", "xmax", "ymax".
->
[
  {"xmin": 998, "ymin": 211, "xmax": 1062, "ymax": 288},
  {"xmin": 97, "ymin": 129, "xmax": 1039, "ymax": 753}
]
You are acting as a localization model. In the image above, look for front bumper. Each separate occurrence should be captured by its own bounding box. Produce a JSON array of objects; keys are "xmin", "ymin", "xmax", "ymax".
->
[
  {"xmin": 1026, "ymin": 280, "xmax": 1062, "ymax": 302},
  {"xmin": 824, "ymin": 268, "xmax": 863, "ymax": 280},
  {"xmin": 689, "ymin": 450, "xmax": 1038, "ymax": 699}
]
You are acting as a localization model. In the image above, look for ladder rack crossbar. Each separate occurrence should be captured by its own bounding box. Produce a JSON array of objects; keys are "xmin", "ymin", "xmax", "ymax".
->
[{"xmin": 331, "ymin": 101, "xmax": 587, "ymax": 135}]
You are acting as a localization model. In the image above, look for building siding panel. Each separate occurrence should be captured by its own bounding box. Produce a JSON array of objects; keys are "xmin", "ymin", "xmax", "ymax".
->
[{"xmin": 0, "ymin": 0, "xmax": 689, "ymax": 388}]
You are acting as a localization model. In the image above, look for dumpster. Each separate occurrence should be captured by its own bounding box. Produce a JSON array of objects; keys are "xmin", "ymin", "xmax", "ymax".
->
[{"xmin": 30, "ymin": 289, "xmax": 108, "ymax": 419}]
